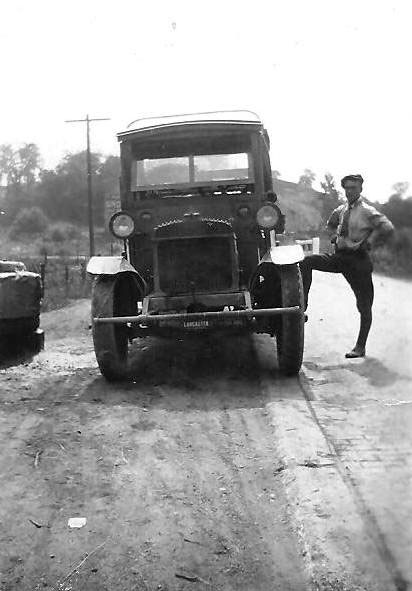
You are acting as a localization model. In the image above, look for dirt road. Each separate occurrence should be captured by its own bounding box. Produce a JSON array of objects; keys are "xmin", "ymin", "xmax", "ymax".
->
[
  {"xmin": 0, "ymin": 303, "xmax": 308, "ymax": 591},
  {"xmin": 0, "ymin": 272, "xmax": 411, "ymax": 591}
]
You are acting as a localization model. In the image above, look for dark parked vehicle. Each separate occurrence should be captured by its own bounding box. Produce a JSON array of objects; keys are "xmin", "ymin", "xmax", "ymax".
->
[
  {"xmin": 0, "ymin": 259, "xmax": 44, "ymax": 352},
  {"xmin": 88, "ymin": 111, "xmax": 304, "ymax": 380}
]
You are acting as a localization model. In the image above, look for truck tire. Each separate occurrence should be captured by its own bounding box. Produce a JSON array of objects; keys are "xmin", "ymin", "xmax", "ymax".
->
[
  {"xmin": 91, "ymin": 274, "xmax": 138, "ymax": 381},
  {"xmin": 26, "ymin": 328, "xmax": 45, "ymax": 353},
  {"xmin": 276, "ymin": 264, "xmax": 304, "ymax": 375}
]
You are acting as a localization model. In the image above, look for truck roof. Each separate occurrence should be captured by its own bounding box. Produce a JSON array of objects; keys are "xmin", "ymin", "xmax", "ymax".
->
[{"xmin": 117, "ymin": 110, "xmax": 263, "ymax": 141}]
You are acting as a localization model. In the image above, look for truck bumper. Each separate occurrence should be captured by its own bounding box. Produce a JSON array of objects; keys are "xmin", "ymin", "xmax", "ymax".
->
[{"xmin": 93, "ymin": 306, "xmax": 301, "ymax": 328}]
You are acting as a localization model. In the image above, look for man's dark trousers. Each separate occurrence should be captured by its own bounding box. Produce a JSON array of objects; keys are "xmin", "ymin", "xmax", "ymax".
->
[{"xmin": 299, "ymin": 250, "xmax": 374, "ymax": 349}]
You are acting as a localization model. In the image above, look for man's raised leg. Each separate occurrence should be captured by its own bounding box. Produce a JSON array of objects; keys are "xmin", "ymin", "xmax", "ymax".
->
[{"xmin": 299, "ymin": 253, "xmax": 342, "ymax": 311}]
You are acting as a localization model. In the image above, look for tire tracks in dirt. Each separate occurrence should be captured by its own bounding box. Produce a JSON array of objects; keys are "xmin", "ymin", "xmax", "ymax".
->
[{"xmin": 0, "ymin": 301, "xmax": 308, "ymax": 591}]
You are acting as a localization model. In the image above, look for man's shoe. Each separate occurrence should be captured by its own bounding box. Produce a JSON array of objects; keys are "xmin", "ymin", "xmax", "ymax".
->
[{"xmin": 345, "ymin": 347, "xmax": 365, "ymax": 359}]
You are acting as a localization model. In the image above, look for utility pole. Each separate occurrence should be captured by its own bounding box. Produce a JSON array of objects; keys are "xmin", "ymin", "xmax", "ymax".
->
[{"xmin": 65, "ymin": 115, "xmax": 110, "ymax": 257}]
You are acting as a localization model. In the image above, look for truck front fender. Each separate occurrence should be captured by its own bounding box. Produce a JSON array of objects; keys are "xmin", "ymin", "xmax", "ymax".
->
[
  {"xmin": 87, "ymin": 256, "xmax": 146, "ymax": 295},
  {"xmin": 260, "ymin": 244, "xmax": 305, "ymax": 266}
]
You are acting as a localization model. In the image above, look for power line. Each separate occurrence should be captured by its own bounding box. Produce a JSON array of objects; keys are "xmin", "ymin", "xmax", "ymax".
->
[{"xmin": 65, "ymin": 115, "xmax": 110, "ymax": 257}]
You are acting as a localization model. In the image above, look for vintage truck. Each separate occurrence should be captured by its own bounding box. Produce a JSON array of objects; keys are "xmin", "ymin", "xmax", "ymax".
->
[{"xmin": 87, "ymin": 111, "xmax": 305, "ymax": 380}]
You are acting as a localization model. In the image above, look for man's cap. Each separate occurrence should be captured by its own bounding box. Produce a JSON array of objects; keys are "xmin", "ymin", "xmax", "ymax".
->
[{"xmin": 341, "ymin": 174, "xmax": 364, "ymax": 188}]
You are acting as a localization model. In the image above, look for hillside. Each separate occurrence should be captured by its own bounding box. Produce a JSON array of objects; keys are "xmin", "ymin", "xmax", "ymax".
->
[{"xmin": 273, "ymin": 178, "xmax": 326, "ymax": 236}]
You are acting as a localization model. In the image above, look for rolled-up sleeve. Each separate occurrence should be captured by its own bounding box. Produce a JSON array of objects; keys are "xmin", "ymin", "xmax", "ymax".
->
[
  {"xmin": 368, "ymin": 207, "xmax": 394, "ymax": 235},
  {"xmin": 327, "ymin": 207, "xmax": 341, "ymax": 230},
  {"xmin": 365, "ymin": 206, "xmax": 394, "ymax": 247}
]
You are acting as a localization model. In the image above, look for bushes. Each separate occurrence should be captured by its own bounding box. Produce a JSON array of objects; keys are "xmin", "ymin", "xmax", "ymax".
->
[
  {"xmin": 46, "ymin": 222, "xmax": 81, "ymax": 243},
  {"xmin": 372, "ymin": 228, "xmax": 412, "ymax": 276},
  {"xmin": 6, "ymin": 210, "xmax": 82, "ymax": 253},
  {"xmin": 10, "ymin": 206, "xmax": 49, "ymax": 237}
]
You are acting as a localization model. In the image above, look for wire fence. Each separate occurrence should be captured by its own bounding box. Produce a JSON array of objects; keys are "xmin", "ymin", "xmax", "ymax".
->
[{"xmin": 9, "ymin": 255, "xmax": 92, "ymax": 312}]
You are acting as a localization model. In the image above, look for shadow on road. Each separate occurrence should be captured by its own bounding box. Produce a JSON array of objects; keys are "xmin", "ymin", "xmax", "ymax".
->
[
  {"xmin": 78, "ymin": 333, "xmax": 300, "ymax": 411},
  {"xmin": 304, "ymin": 357, "xmax": 409, "ymax": 389},
  {"xmin": 345, "ymin": 357, "xmax": 410, "ymax": 388},
  {"xmin": 0, "ymin": 342, "xmax": 38, "ymax": 369}
]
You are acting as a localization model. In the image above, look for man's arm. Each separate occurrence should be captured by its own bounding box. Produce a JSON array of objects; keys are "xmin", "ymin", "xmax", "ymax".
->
[
  {"xmin": 326, "ymin": 207, "xmax": 342, "ymax": 244},
  {"xmin": 367, "ymin": 207, "xmax": 394, "ymax": 247},
  {"xmin": 327, "ymin": 208, "xmax": 340, "ymax": 231}
]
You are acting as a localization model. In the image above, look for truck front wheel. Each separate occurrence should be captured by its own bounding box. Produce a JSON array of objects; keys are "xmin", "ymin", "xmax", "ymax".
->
[
  {"xmin": 276, "ymin": 264, "xmax": 304, "ymax": 375},
  {"xmin": 91, "ymin": 274, "xmax": 139, "ymax": 381}
]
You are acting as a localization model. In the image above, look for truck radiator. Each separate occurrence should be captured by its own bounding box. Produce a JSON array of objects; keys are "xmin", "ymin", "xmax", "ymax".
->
[{"xmin": 157, "ymin": 237, "xmax": 233, "ymax": 294}]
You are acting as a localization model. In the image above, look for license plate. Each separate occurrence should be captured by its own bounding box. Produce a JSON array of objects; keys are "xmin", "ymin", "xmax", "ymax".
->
[{"xmin": 183, "ymin": 320, "xmax": 209, "ymax": 329}]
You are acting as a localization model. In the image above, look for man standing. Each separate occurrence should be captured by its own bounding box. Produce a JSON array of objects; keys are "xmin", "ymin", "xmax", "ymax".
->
[{"xmin": 299, "ymin": 174, "xmax": 394, "ymax": 358}]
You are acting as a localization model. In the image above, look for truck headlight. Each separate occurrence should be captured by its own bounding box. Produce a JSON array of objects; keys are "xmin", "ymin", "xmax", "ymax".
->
[
  {"xmin": 256, "ymin": 204, "xmax": 280, "ymax": 229},
  {"xmin": 109, "ymin": 212, "xmax": 135, "ymax": 239}
]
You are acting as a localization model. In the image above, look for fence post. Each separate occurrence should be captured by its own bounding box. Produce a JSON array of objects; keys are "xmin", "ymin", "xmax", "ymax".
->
[
  {"xmin": 40, "ymin": 262, "xmax": 46, "ymax": 298},
  {"xmin": 65, "ymin": 265, "xmax": 69, "ymax": 295},
  {"xmin": 80, "ymin": 260, "xmax": 86, "ymax": 282}
]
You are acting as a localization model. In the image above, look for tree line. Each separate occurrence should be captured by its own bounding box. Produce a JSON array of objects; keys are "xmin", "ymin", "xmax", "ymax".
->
[
  {"xmin": 0, "ymin": 143, "xmax": 120, "ymax": 230},
  {"xmin": 297, "ymin": 168, "xmax": 412, "ymax": 232},
  {"xmin": 1, "ymin": 144, "xmax": 411, "ymax": 274},
  {"xmin": 2, "ymin": 145, "xmax": 411, "ymax": 233}
]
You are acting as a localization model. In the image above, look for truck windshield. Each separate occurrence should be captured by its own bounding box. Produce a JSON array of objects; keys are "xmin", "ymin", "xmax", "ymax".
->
[{"xmin": 133, "ymin": 153, "xmax": 251, "ymax": 188}]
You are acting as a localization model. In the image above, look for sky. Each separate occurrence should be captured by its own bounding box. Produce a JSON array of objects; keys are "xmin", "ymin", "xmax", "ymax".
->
[{"xmin": 1, "ymin": 0, "xmax": 412, "ymax": 203}]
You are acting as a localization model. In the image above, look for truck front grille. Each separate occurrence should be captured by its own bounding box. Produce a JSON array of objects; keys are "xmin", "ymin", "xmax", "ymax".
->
[{"xmin": 157, "ymin": 237, "xmax": 233, "ymax": 294}]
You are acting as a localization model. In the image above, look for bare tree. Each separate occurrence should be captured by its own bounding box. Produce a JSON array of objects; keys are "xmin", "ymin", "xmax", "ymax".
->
[
  {"xmin": 391, "ymin": 181, "xmax": 409, "ymax": 199},
  {"xmin": 320, "ymin": 172, "xmax": 342, "ymax": 221},
  {"xmin": 0, "ymin": 143, "xmax": 41, "ymax": 185},
  {"xmin": 298, "ymin": 168, "xmax": 316, "ymax": 189}
]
